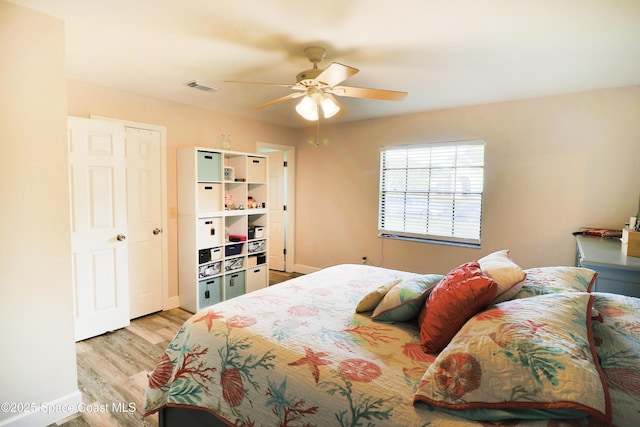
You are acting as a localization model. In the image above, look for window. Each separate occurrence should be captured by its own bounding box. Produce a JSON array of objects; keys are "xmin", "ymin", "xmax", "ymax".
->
[{"xmin": 378, "ymin": 141, "xmax": 485, "ymax": 247}]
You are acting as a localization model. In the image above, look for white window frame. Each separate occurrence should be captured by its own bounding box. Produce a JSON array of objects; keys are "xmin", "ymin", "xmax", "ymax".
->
[{"xmin": 378, "ymin": 140, "xmax": 485, "ymax": 248}]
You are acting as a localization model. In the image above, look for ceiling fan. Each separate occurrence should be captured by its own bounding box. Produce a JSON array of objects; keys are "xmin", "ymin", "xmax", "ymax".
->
[{"xmin": 225, "ymin": 46, "xmax": 408, "ymax": 121}]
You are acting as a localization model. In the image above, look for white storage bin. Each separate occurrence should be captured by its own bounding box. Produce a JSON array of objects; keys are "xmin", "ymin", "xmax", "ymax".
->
[
  {"xmin": 247, "ymin": 156, "xmax": 266, "ymax": 182},
  {"xmin": 254, "ymin": 226, "xmax": 265, "ymax": 238},
  {"xmin": 197, "ymin": 183, "xmax": 221, "ymax": 213},
  {"xmin": 197, "ymin": 217, "xmax": 222, "ymax": 249},
  {"xmin": 211, "ymin": 246, "xmax": 222, "ymax": 260},
  {"xmin": 246, "ymin": 265, "xmax": 267, "ymax": 293},
  {"xmin": 199, "ymin": 247, "xmax": 222, "ymax": 264}
]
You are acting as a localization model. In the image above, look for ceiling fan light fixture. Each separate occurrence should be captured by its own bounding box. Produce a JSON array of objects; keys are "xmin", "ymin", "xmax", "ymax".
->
[
  {"xmin": 296, "ymin": 94, "xmax": 319, "ymax": 121},
  {"xmin": 320, "ymin": 95, "xmax": 340, "ymax": 119},
  {"xmin": 296, "ymin": 91, "xmax": 340, "ymax": 121}
]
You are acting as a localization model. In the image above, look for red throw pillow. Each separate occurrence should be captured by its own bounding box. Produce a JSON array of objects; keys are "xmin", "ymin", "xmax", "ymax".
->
[{"xmin": 418, "ymin": 261, "xmax": 498, "ymax": 353}]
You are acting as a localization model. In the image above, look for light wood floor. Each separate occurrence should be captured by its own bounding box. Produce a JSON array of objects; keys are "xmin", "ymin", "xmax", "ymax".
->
[
  {"xmin": 49, "ymin": 270, "xmax": 302, "ymax": 427},
  {"xmin": 268, "ymin": 269, "xmax": 303, "ymax": 286}
]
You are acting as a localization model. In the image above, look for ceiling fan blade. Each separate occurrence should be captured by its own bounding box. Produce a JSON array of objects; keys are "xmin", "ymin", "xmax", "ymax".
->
[
  {"xmin": 251, "ymin": 92, "xmax": 305, "ymax": 110},
  {"xmin": 315, "ymin": 62, "xmax": 359, "ymax": 87},
  {"xmin": 326, "ymin": 94, "xmax": 348, "ymax": 117},
  {"xmin": 331, "ymin": 85, "xmax": 407, "ymax": 101},
  {"xmin": 225, "ymin": 80, "xmax": 302, "ymax": 90}
]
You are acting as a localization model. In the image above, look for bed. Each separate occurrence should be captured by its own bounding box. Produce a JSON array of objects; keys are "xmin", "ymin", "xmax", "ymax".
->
[{"xmin": 143, "ymin": 254, "xmax": 640, "ymax": 426}]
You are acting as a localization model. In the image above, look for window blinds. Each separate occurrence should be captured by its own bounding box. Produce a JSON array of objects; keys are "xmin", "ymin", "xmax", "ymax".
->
[{"xmin": 378, "ymin": 141, "xmax": 485, "ymax": 246}]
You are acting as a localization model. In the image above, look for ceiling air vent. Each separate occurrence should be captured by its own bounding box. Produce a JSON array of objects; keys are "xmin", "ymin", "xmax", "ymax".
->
[{"xmin": 186, "ymin": 81, "xmax": 219, "ymax": 92}]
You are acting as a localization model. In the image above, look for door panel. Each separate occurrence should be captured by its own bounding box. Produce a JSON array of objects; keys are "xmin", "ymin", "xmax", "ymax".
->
[
  {"xmin": 92, "ymin": 248, "xmax": 117, "ymax": 309},
  {"xmin": 126, "ymin": 127, "xmax": 163, "ymax": 318},
  {"xmin": 68, "ymin": 117, "xmax": 129, "ymax": 341}
]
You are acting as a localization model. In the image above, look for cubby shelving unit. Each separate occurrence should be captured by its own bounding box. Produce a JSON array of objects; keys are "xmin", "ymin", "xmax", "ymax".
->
[{"xmin": 177, "ymin": 147, "xmax": 269, "ymax": 313}]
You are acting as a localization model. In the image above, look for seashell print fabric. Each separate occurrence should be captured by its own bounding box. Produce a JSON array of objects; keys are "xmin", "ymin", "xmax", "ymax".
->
[
  {"xmin": 414, "ymin": 292, "xmax": 611, "ymax": 423},
  {"xmin": 143, "ymin": 264, "xmax": 640, "ymax": 426}
]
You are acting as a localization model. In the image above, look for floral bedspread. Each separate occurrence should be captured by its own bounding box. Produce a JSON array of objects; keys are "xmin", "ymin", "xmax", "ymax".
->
[{"xmin": 143, "ymin": 264, "xmax": 640, "ymax": 426}]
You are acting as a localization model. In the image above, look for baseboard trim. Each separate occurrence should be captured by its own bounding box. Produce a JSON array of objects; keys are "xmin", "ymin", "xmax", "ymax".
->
[
  {"xmin": 293, "ymin": 264, "xmax": 321, "ymax": 275},
  {"xmin": 0, "ymin": 390, "xmax": 82, "ymax": 427},
  {"xmin": 165, "ymin": 295, "xmax": 180, "ymax": 310}
]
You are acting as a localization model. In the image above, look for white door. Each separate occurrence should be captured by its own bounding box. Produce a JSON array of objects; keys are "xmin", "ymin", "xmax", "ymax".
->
[
  {"xmin": 267, "ymin": 150, "xmax": 286, "ymax": 270},
  {"xmin": 68, "ymin": 117, "xmax": 130, "ymax": 341},
  {"xmin": 125, "ymin": 127, "xmax": 162, "ymax": 319},
  {"xmin": 126, "ymin": 127, "xmax": 164, "ymax": 318}
]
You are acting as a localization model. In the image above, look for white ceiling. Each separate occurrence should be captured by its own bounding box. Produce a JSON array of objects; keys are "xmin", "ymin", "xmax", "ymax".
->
[{"xmin": 11, "ymin": 0, "xmax": 640, "ymax": 128}]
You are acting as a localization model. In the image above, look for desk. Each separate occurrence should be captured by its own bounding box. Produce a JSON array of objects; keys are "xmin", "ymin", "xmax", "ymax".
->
[{"xmin": 576, "ymin": 234, "xmax": 640, "ymax": 297}]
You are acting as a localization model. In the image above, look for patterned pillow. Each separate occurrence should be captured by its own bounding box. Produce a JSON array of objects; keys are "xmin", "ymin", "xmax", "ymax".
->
[
  {"xmin": 477, "ymin": 249, "xmax": 526, "ymax": 304},
  {"xmin": 355, "ymin": 279, "xmax": 402, "ymax": 312},
  {"xmin": 418, "ymin": 261, "xmax": 497, "ymax": 353},
  {"xmin": 414, "ymin": 292, "xmax": 611, "ymax": 423},
  {"xmin": 591, "ymin": 292, "xmax": 640, "ymax": 425},
  {"xmin": 371, "ymin": 274, "xmax": 444, "ymax": 322},
  {"xmin": 512, "ymin": 266, "xmax": 597, "ymax": 299}
]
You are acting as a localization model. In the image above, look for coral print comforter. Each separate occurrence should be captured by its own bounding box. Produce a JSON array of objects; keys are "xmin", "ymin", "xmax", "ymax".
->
[{"xmin": 143, "ymin": 264, "xmax": 640, "ymax": 426}]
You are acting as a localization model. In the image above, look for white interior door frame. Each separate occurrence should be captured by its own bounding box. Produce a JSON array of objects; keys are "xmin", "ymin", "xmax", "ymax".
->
[
  {"xmin": 92, "ymin": 116, "xmax": 173, "ymax": 309},
  {"xmin": 265, "ymin": 150, "xmax": 286, "ymax": 271},
  {"xmin": 257, "ymin": 142, "xmax": 296, "ymax": 273}
]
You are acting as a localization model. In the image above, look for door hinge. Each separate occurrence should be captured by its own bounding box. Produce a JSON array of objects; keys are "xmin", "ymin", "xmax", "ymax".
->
[
  {"xmin": 283, "ymin": 248, "xmax": 287, "ymax": 255},
  {"xmin": 283, "ymin": 161, "xmax": 287, "ymax": 167},
  {"xmin": 283, "ymin": 205, "xmax": 287, "ymax": 211}
]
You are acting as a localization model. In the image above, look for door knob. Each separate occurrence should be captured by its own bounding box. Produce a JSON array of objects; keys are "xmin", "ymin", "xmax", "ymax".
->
[
  {"xmin": 153, "ymin": 228, "xmax": 162, "ymax": 235},
  {"xmin": 116, "ymin": 234, "xmax": 127, "ymax": 241}
]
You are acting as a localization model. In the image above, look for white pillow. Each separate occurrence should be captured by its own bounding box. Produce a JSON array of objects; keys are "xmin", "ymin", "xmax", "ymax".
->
[
  {"xmin": 477, "ymin": 249, "xmax": 526, "ymax": 304},
  {"xmin": 355, "ymin": 279, "xmax": 402, "ymax": 312}
]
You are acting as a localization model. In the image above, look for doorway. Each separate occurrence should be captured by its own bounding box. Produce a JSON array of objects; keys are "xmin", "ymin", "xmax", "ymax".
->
[
  {"xmin": 68, "ymin": 117, "xmax": 168, "ymax": 341},
  {"xmin": 257, "ymin": 142, "xmax": 295, "ymax": 273}
]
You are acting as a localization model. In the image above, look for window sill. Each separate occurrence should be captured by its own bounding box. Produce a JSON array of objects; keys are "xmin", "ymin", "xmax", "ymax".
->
[{"xmin": 378, "ymin": 233, "xmax": 481, "ymax": 249}]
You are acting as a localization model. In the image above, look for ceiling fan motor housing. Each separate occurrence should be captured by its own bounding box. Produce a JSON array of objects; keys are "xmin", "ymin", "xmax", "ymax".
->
[
  {"xmin": 297, "ymin": 46, "xmax": 330, "ymax": 87},
  {"xmin": 296, "ymin": 69, "xmax": 325, "ymax": 87}
]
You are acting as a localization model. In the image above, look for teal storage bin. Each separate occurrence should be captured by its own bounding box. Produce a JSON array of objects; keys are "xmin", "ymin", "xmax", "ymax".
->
[
  {"xmin": 225, "ymin": 271, "xmax": 245, "ymax": 300},
  {"xmin": 197, "ymin": 151, "xmax": 221, "ymax": 182},
  {"xmin": 199, "ymin": 277, "xmax": 222, "ymax": 309}
]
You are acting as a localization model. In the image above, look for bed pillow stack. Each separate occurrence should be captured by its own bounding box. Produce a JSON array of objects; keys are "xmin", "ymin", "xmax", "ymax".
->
[
  {"xmin": 411, "ymin": 257, "xmax": 610, "ymax": 424},
  {"xmin": 417, "ymin": 250, "xmax": 526, "ymax": 354},
  {"xmin": 355, "ymin": 250, "xmax": 526, "ymax": 340}
]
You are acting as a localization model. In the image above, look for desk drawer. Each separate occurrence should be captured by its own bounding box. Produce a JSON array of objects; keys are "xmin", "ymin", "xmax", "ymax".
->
[{"xmin": 593, "ymin": 275, "xmax": 640, "ymax": 298}]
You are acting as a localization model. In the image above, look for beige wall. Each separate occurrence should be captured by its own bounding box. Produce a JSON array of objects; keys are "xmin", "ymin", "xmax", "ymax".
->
[
  {"xmin": 66, "ymin": 80, "xmax": 640, "ymax": 284},
  {"xmin": 294, "ymin": 85, "xmax": 640, "ymax": 273},
  {"xmin": 0, "ymin": 1, "xmax": 79, "ymax": 424},
  {"xmin": 67, "ymin": 80, "xmax": 297, "ymax": 298},
  {"xmin": 3, "ymin": 1, "xmax": 637, "ymax": 424}
]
